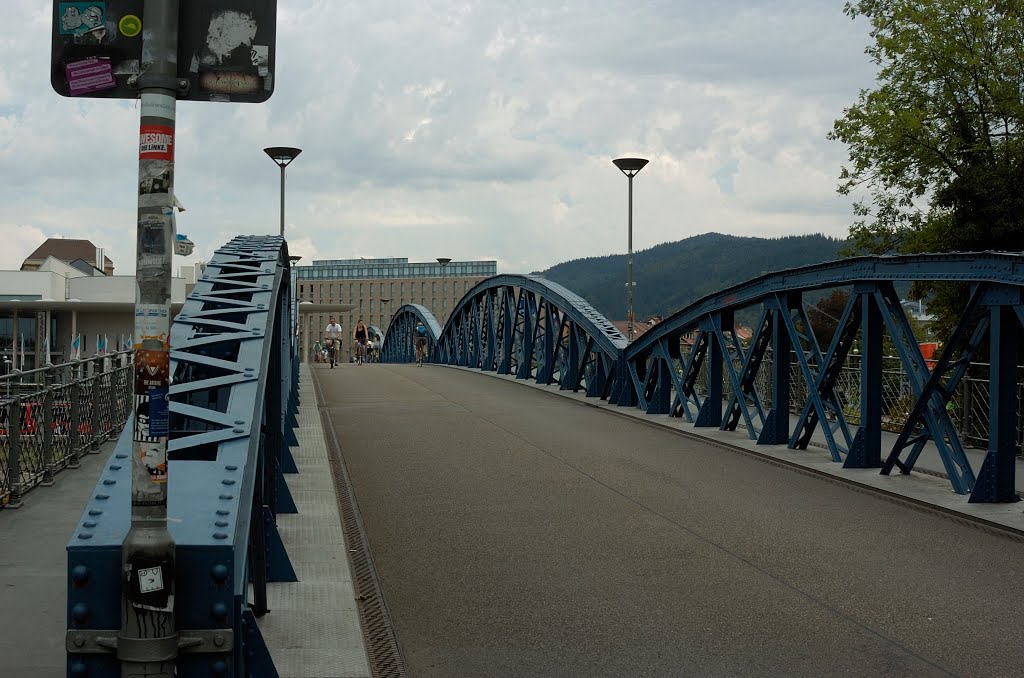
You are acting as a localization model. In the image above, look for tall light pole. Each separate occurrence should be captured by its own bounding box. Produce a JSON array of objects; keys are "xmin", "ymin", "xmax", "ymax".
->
[
  {"xmin": 288, "ymin": 255, "xmax": 301, "ymax": 362},
  {"xmin": 437, "ymin": 257, "xmax": 451, "ymax": 324},
  {"xmin": 381, "ymin": 298, "xmax": 391, "ymax": 330},
  {"xmin": 264, "ymin": 146, "xmax": 302, "ymax": 237},
  {"xmin": 612, "ymin": 157, "xmax": 648, "ymax": 342}
]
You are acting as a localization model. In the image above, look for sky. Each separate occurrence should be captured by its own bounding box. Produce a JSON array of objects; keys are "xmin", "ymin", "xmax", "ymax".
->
[{"xmin": 1, "ymin": 1, "xmax": 879, "ymax": 276}]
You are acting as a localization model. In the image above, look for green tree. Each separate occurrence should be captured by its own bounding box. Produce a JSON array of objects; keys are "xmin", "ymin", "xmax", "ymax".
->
[{"xmin": 830, "ymin": 1, "xmax": 1024, "ymax": 338}]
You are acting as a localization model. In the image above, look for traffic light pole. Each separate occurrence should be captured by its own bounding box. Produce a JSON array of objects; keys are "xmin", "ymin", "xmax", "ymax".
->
[{"xmin": 122, "ymin": 1, "xmax": 179, "ymax": 674}]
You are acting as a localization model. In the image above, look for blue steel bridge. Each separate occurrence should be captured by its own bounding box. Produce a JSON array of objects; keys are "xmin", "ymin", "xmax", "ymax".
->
[{"xmin": 5, "ymin": 235, "xmax": 1023, "ymax": 676}]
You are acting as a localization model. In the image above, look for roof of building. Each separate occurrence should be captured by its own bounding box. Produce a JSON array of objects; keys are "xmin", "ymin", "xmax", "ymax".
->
[{"xmin": 22, "ymin": 238, "xmax": 112, "ymax": 268}]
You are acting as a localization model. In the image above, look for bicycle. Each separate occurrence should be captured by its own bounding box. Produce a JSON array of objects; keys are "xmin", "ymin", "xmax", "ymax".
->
[{"xmin": 327, "ymin": 338, "xmax": 339, "ymax": 368}]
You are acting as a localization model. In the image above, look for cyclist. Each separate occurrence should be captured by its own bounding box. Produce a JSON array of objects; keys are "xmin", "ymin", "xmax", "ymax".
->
[
  {"xmin": 324, "ymin": 317, "xmax": 342, "ymax": 368},
  {"xmin": 353, "ymin": 318, "xmax": 368, "ymax": 365},
  {"xmin": 414, "ymin": 321, "xmax": 428, "ymax": 366}
]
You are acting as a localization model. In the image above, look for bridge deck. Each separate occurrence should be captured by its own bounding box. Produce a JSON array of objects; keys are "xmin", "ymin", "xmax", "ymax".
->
[{"xmin": 317, "ymin": 362, "xmax": 1024, "ymax": 678}]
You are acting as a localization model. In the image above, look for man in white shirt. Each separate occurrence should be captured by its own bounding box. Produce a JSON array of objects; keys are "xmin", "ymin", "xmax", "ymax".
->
[{"xmin": 324, "ymin": 317, "xmax": 342, "ymax": 368}]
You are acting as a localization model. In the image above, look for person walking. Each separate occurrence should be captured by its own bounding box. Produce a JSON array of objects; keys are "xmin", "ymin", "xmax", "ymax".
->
[{"xmin": 324, "ymin": 317, "xmax": 342, "ymax": 368}]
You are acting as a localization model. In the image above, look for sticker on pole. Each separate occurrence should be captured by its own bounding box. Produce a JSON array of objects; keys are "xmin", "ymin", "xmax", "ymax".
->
[
  {"xmin": 137, "ymin": 566, "xmax": 164, "ymax": 594},
  {"xmin": 139, "ymin": 125, "xmax": 174, "ymax": 161},
  {"xmin": 148, "ymin": 387, "xmax": 169, "ymax": 438}
]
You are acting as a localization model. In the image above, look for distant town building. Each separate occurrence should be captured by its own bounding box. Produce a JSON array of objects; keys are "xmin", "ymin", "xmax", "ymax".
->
[
  {"xmin": 21, "ymin": 237, "xmax": 115, "ymax": 276},
  {"xmin": 1, "ymin": 242, "xmax": 202, "ymax": 371},
  {"xmin": 295, "ymin": 257, "xmax": 497, "ymax": 363}
]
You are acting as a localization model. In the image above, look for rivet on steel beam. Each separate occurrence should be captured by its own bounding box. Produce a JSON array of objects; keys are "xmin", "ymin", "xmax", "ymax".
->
[
  {"xmin": 211, "ymin": 602, "xmax": 229, "ymax": 620},
  {"xmin": 225, "ymin": 465, "xmax": 238, "ymax": 471},
  {"xmin": 115, "ymin": 453, "xmax": 128, "ymax": 459},
  {"xmin": 216, "ymin": 509, "xmax": 230, "ymax": 516},
  {"xmin": 88, "ymin": 509, "xmax": 103, "ymax": 516},
  {"xmin": 222, "ymin": 479, "xmax": 236, "ymax": 486},
  {"xmin": 102, "ymin": 479, "xmax": 116, "ymax": 485},
  {"xmin": 71, "ymin": 602, "xmax": 89, "ymax": 623},
  {"xmin": 232, "ymin": 428, "xmax": 244, "ymax": 433},
  {"xmin": 83, "ymin": 520, "xmax": 97, "ymax": 528},
  {"xmin": 215, "ymin": 520, "xmax": 228, "ymax": 527},
  {"xmin": 211, "ymin": 563, "xmax": 229, "ymax": 581},
  {"xmin": 71, "ymin": 565, "xmax": 90, "ymax": 584},
  {"xmin": 95, "ymin": 493, "xmax": 109, "ymax": 500},
  {"xmin": 110, "ymin": 464, "xmax": 122, "ymax": 471},
  {"xmin": 77, "ymin": 533, "xmax": 93, "ymax": 540},
  {"xmin": 219, "ymin": 494, "xmax": 233, "ymax": 500},
  {"xmin": 69, "ymin": 661, "xmax": 87, "ymax": 676},
  {"xmin": 213, "ymin": 532, "xmax": 228, "ymax": 540}
]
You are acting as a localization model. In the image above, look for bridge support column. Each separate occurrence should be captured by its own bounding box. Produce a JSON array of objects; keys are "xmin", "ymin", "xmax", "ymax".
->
[
  {"xmin": 757, "ymin": 309, "xmax": 787, "ymax": 444},
  {"xmin": 846, "ymin": 291, "xmax": 883, "ymax": 468},
  {"xmin": 695, "ymin": 319, "xmax": 723, "ymax": 427},
  {"xmin": 970, "ymin": 300, "xmax": 1022, "ymax": 503}
]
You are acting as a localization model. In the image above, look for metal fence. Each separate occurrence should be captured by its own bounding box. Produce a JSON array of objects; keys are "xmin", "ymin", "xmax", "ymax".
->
[
  {"xmin": 0, "ymin": 351, "xmax": 133, "ymax": 508},
  {"xmin": 685, "ymin": 350, "xmax": 1024, "ymax": 451}
]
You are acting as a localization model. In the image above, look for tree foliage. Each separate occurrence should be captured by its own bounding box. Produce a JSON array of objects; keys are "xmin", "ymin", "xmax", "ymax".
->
[{"xmin": 830, "ymin": 1, "xmax": 1024, "ymax": 337}]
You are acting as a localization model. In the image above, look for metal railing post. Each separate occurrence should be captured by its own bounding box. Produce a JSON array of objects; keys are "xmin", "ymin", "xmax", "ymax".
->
[
  {"xmin": 68, "ymin": 361, "xmax": 82, "ymax": 468},
  {"xmin": 7, "ymin": 398, "xmax": 24, "ymax": 508},
  {"xmin": 89, "ymin": 358, "xmax": 100, "ymax": 452},
  {"xmin": 41, "ymin": 365, "xmax": 55, "ymax": 486}
]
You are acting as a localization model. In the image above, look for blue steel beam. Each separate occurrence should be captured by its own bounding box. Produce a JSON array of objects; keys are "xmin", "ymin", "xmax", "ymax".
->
[{"xmin": 67, "ymin": 235, "xmax": 295, "ymax": 676}]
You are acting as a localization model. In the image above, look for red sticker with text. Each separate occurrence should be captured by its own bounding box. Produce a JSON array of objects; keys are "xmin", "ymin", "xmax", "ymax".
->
[{"xmin": 139, "ymin": 125, "xmax": 174, "ymax": 161}]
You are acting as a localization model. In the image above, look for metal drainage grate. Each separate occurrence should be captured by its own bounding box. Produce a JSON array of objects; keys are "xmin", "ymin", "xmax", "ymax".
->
[{"xmin": 312, "ymin": 370, "xmax": 408, "ymax": 678}]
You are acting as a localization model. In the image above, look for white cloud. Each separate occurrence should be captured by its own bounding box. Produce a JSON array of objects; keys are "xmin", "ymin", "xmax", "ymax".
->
[{"xmin": 0, "ymin": 0, "xmax": 877, "ymax": 278}]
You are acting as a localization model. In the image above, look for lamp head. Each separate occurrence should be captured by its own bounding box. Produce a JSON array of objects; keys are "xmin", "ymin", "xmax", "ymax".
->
[
  {"xmin": 264, "ymin": 146, "xmax": 303, "ymax": 167},
  {"xmin": 613, "ymin": 157, "xmax": 649, "ymax": 177},
  {"xmin": 437, "ymin": 257, "xmax": 452, "ymax": 266}
]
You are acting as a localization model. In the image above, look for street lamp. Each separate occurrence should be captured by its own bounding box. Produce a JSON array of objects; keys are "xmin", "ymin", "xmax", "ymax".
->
[
  {"xmin": 612, "ymin": 157, "xmax": 648, "ymax": 342},
  {"xmin": 437, "ymin": 257, "xmax": 451, "ymax": 324},
  {"xmin": 264, "ymin": 146, "xmax": 302, "ymax": 237}
]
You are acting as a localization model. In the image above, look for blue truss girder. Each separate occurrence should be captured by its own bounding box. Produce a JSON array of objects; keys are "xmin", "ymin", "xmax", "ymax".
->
[{"xmin": 67, "ymin": 235, "xmax": 296, "ymax": 676}]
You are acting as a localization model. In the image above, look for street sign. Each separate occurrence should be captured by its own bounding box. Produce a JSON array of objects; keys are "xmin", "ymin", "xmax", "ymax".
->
[{"xmin": 51, "ymin": 1, "xmax": 277, "ymax": 103}]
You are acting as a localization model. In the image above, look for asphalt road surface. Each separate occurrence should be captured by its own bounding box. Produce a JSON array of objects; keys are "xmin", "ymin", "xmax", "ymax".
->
[{"xmin": 315, "ymin": 363, "xmax": 1024, "ymax": 678}]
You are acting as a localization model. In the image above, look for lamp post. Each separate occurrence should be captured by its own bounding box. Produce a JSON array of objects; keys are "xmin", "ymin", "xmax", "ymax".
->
[
  {"xmin": 381, "ymin": 298, "xmax": 391, "ymax": 329},
  {"xmin": 437, "ymin": 257, "xmax": 451, "ymax": 324},
  {"xmin": 264, "ymin": 147, "xmax": 302, "ymax": 237},
  {"xmin": 288, "ymin": 255, "xmax": 301, "ymax": 362},
  {"xmin": 612, "ymin": 157, "xmax": 648, "ymax": 342}
]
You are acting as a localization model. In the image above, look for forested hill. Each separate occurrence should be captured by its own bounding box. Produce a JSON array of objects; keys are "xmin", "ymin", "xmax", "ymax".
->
[{"xmin": 538, "ymin": 232, "xmax": 845, "ymax": 320}]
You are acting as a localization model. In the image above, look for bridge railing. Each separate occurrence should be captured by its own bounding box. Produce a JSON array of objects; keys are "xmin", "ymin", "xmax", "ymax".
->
[
  {"xmin": 0, "ymin": 352, "xmax": 132, "ymax": 508},
  {"xmin": 686, "ymin": 352, "xmax": 1024, "ymax": 449},
  {"xmin": 66, "ymin": 236, "xmax": 298, "ymax": 676}
]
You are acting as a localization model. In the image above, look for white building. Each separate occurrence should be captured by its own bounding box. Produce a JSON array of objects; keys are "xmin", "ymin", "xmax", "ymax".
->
[{"xmin": 0, "ymin": 239, "xmax": 201, "ymax": 371}]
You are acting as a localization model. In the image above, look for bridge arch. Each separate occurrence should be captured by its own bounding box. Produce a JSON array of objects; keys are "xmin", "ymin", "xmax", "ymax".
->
[
  {"xmin": 419, "ymin": 274, "xmax": 627, "ymax": 398},
  {"xmin": 380, "ymin": 304, "xmax": 442, "ymax": 363}
]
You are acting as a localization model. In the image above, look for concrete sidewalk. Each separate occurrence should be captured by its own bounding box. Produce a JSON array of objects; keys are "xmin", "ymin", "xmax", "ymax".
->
[
  {"xmin": 0, "ymin": 443, "xmax": 114, "ymax": 677},
  {"xmin": 258, "ymin": 363, "xmax": 371, "ymax": 677}
]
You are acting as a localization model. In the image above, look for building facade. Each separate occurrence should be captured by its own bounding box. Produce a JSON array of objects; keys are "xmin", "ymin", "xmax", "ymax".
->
[
  {"xmin": 295, "ymin": 257, "xmax": 497, "ymax": 363},
  {"xmin": 0, "ymin": 251, "xmax": 200, "ymax": 372}
]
